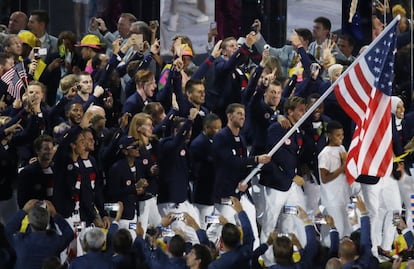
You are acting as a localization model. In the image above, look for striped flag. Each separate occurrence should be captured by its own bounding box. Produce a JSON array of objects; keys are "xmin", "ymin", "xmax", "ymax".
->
[
  {"xmin": 334, "ymin": 16, "xmax": 398, "ymax": 184},
  {"xmin": 1, "ymin": 62, "xmax": 27, "ymax": 100}
]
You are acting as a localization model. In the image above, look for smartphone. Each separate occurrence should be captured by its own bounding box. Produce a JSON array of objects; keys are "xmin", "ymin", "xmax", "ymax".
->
[
  {"xmin": 37, "ymin": 200, "xmax": 47, "ymax": 208},
  {"xmin": 104, "ymin": 203, "xmax": 120, "ymax": 212},
  {"xmin": 128, "ymin": 222, "xmax": 137, "ymax": 230},
  {"xmin": 282, "ymin": 205, "xmax": 298, "ymax": 215},
  {"xmin": 173, "ymin": 213, "xmax": 185, "ymax": 222},
  {"xmin": 349, "ymin": 195, "xmax": 357, "ymax": 203},
  {"xmin": 392, "ymin": 210, "xmax": 401, "ymax": 225},
  {"xmin": 278, "ymin": 233, "xmax": 290, "ymax": 238},
  {"xmin": 220, "ymin": 198, "xmax": 233, "ymax": 206},
  {"xmin": 33, "ymin": 47, "xmax": 40, "ymax": 59},
  {"xmin": 205, "ymin": 215, "xmax": 220, "ymax": 224},
  {"xmin": 347, "ymin": 203, "xmax": 356, "ymax": 218},
  {"xmin": 161, "ymin": 227, "xmax": 175, "ymax": 237},
  {"xmin": 313, "ymin": 214, "xmax": 327, "ymax": 225}
]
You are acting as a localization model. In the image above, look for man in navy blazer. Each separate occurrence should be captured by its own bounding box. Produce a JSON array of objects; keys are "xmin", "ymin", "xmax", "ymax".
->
[
  {"xmin": 189, "ymin": 113, "xmax": 222, "ymax": 229},
  {"xmin": 212, "ymin": 103, "xmax": 270, "ymax": 248},
  {"xmin": 5, "ymin": 199, "xmax": 74, "ymax": 269},
  {"xmin": 122, "ymin": 69, "xmax": 156, "ymax": 115},
  {"xmin": 259, "ymin": 96, "xmax": 308, "ymax": 266}
]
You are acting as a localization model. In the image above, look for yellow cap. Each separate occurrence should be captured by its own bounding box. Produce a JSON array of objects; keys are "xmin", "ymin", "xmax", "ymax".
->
[
  {"xmin": 18, "ymin": 31, "xmax": 38, "ymax": 48},
  {"xmin": 181, "ymin": 44, "xmax": 193, "ymax": 57},
  {"xmin": 76, "ymin": 34, "xmax": 102, "ymax": 49}
]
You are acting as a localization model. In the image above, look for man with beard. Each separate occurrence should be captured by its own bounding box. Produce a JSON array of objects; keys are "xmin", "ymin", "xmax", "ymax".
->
[
  {"xmin": 17, "ymin": 134, "xmax": 55, "ymax": 208},
  {"xmin": 212, "ymin": 103, "xmax": 270, "ymax": 248}
]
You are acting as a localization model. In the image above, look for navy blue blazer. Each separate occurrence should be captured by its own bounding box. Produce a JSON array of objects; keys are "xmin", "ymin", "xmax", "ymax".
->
[
  {"xmin": 212, "ymin": 126, "xmax": 255, "ymax": 201},
  {"xmin": 260, "ymin": 121, "xmax": 303, "ymax": 191},
  {"xmin": 122, "ymin": 91, "xmax": 148, "ymax": 115},
  {"xmin": 342, "ymin": 216, "xmax": 377, "ymax": 269},
  {"xmin": 300, "ymin": 115, "xmax": 331, "ymax": 183},
  {"xmin": 69, "ymin": 251, "xmax": 114, "ymax": 269},
  {"xmin": 108, "ymin": 158, "xmax": 142, "ymax": 219},
  {"xmin": 189, "ymin": 132, "xmax": 215, "ymax": 205},
  {"xmin": 157, "ymin": 119, "xmax": 193, "ymax": 204},
  {"xmin": 247, "ymin": 84, "xmax": 282, "ymax": 155},
  {"xmin": 5, "ymin": 210, "xmax": 74, "ymax": 269},
  {"xmin": 17, "ymin": 161, "xmax": 54, "ymax": 208}
]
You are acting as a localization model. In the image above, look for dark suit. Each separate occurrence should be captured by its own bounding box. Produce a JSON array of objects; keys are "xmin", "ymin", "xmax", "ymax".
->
[
  {"xmin": 122, "ymin": 91, "xmax": 148, "ymax": 115},
  {"xmin": 212, "ymin": 126, "xmax": 255, "ymax": 201},
  {"xmin": 260, "ymin": 122, "xmax": 303, "ymax": 191},
  {"xmin": 5, "ymin": 210, "xmax": 74, "ymax": 269},
  {"xmin": 190, "ymin": 132, "xmax": 215, "ymax": 205},
  {"xmin": 157, "ymin": 119, "xmax": 193, "ymax": 204},
  {"xmin": 69, "ymin": 251, "xmax": 114, "ymax": 269},
  {"xmin": 17, "ymin": 161, "xmax": 54, "ymax": 208}
]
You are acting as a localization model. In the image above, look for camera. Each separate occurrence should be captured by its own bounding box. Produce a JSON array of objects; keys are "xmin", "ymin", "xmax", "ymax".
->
[
  {"xmin": 283, "ymin": 205, "xmax": 298, "ymax": 215},
  {"xmin": 205, "ymin": 215, "xmax": 220, "ymax": 224},
  {"xmin": 104, "ymin": 203, "xmax": 119, "ymax": 212},
  {"xmin": 264, "ymin": 44, "xmax": 270, "ymax": 50}
]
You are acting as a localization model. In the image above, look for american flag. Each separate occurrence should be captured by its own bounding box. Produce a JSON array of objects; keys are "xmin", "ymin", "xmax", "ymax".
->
[
  {"xmin": 1, "ymin": 62, "xmax": 27, "ymax": 100},
  {"xmin": 334, "ymin": 16, "xmax": 398, "ymax": 184}
]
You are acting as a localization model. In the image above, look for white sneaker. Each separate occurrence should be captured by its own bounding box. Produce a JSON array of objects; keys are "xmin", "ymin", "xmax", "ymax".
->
[{"xmin": 195, "ymin": 14, "xmax": 209, "ymax": 24}]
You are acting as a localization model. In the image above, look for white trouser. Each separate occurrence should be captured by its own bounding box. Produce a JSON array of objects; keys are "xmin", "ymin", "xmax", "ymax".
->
[
  {"xmin": 250, "ymin": 175, "xmax": 266, "ymax": 226},
  {"xmin": 139, "ymin": 196, "xmax": 162, "ymax": 235},
  {"xmin": 302, "ymin": 174, "xmax": 321, "ymax": 214},
  {"xmin": 209, "ymin": 194, "xmax": 260, "ymax": 249},
  {"xmin": 158, "ymin": 200, "xmax": 200, "ymax": 244},
  {"xmin": 360, "ymin": 176, "xmax": 402, "ymax": 255},
  {"xmin": 193, "ymin": 203, "xmax": 214, "ymax": 230},
  {"xmin": 260, "ymin": 183, "xmax": 307, "ymax": 267},
  {"xmin": 320, "ymin": 203, "xmax": 351, "ymax": 246},
  {"xmin": 397, "ymin": 171, "xmax": 414, "ymax": 231}
]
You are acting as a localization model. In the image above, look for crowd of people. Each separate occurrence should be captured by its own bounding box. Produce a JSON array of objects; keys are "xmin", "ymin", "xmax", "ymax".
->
[{"xmin": 0, "ymin": 1, "xmax": 414, "ymax": 268}]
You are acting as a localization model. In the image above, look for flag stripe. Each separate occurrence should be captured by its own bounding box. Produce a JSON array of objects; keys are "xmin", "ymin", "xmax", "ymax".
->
[{"xmin": 334, "ymin": 17, "xmax": 398, "ymax": 184}]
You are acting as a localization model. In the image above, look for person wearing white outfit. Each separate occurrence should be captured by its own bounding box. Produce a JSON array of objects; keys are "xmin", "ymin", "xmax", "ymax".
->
[
  {"xmin": 358, "ymin": 97, "xmax": 404, "ymax": 257},
  {"xmin": 318, "ymin": 121, "xmax": 351, "ymax": 245},
  {"xmin": 259, "ymin": 96, "xmax": 308, "ymax": 266}
]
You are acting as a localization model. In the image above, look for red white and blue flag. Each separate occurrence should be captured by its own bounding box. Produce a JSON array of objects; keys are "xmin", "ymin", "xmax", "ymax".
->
[
  {"xmin": 1, "ymin": 61, "xmax": 27, "ymax": 100},
  {"xmin": 334, "ymin": 17, "xmax": 398, "ymax": 184}
]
